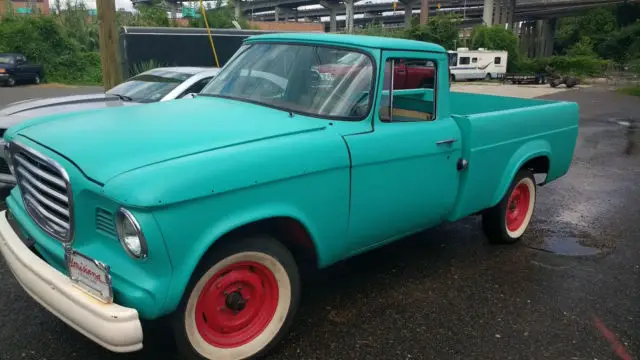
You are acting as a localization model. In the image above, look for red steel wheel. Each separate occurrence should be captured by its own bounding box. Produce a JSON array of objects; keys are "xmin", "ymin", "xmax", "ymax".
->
[
  {"xmin": 175, "ymin": 236, "xmax": 300, "ymax": 360},
  {"xmin": 193, "ymin": 261, "xmax": 279, "ymax": 349},
  {"xmin": 482, "ymin": 169, "xmax": 537, "ymax": 244}
]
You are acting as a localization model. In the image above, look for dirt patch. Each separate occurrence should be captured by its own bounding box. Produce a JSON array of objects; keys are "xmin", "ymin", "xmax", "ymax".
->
[{"xmin": 452, "ymin": 82, "xmax": 584, "ymax": 99}]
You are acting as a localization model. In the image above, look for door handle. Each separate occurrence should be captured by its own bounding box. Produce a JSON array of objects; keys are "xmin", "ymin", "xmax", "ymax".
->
[{"xmin": 436, "ymin": 138, "xmax": 458, "ymax": 145}]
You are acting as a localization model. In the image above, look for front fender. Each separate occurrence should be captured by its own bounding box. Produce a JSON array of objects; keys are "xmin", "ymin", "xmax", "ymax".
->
[
  {"xmin": 157, "ymin": 201, "xmax": 323, "ymax": 314},
  {"xmin": 490, "ymin": 139, "xmax": 551, "ymax": 206}
]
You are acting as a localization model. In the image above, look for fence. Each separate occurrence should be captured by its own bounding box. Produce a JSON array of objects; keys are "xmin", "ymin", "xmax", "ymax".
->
[{"xmin": 118, "ymin": 27, "xmax": 285, "ymax": 78}]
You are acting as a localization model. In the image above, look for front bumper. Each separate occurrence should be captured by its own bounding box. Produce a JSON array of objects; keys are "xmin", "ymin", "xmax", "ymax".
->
[
  {"xmin": 0, "ymin": 74, "xmax": 8, "ymax": 83},
  {"xmin": 0, "ymin": 210, "xmax": 144, "ymax": 353}
]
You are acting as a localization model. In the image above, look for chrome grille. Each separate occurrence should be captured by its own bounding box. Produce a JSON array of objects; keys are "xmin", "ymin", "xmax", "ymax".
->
[{"xmin": 10, "ymin": 141, "xmax": 73, "ymax": 243}]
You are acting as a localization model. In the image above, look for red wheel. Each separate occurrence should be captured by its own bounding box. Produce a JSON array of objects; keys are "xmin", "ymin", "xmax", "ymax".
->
[
  {"xmin": 482, "ymin": 170, "xmax": 537, "ymax": 243},
  {"xmin": 174, "ymin": 236, "xmax": 300, "ymax": 360},
  {"xmin": 193, "ymin": 261, "xmax": 279, "ymax": 348}
]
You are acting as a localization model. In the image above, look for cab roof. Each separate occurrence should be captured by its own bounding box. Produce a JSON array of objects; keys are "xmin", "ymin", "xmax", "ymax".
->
[{"xmin": 245, "ymin": 33, "xmax": 446, "ymax": 54}]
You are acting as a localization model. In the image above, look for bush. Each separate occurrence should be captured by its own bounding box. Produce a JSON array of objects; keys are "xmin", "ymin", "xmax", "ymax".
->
[
  {"xmin": 0, "ymin": 15, "xmax": 102, "ymax": 84},
  {"xmin": 515, "ymin": 55, "xmax": 611, "ymax": 77}
]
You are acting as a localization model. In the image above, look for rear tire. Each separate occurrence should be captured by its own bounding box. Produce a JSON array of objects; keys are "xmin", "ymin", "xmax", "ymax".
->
[
  {"xmin": 33, "ymin": 75, "xmax": 41, "ymax": 85},
  {"xmin": 173, "ymin": 235, "xmax": 301, "ymax": 360},
  {"xmin": 482, "ymin": 170, "xmax": 536, "ymax": 244}
]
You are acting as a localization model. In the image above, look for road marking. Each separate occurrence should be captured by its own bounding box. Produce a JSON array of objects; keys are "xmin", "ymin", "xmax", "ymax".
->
[{"xmin": 593, "ymin": 316, "xmax": 633, "ymax": 360}]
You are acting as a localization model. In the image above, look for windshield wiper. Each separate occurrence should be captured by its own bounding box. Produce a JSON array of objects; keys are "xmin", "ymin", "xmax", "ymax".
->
[{"xmin": 108, "ymin": 93, "xmax": 134, "ymax": 102}]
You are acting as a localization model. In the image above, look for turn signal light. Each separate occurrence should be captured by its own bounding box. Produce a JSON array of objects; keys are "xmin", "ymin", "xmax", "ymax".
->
[{"xmin": 0, "ymin": 69, "xmax": 6, "ymax": 73}]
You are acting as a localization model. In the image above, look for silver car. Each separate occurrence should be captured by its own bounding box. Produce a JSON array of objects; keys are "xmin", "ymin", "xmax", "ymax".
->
[{"xmin": 0, "ymin": 66, "xmax": 220, "ymax": 185}]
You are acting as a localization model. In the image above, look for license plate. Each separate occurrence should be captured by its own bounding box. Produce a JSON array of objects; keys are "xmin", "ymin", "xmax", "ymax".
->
[{"xmin": 66, "ymin": 249, "xmax": 113, "ymax": 303}]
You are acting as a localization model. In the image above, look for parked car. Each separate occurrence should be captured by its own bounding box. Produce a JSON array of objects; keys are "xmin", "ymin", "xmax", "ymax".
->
[
  {"xmin": 316, "ymin": 53, "xmax": 436, "ymax": 89},
  {"xmin": 0, "ymin": 66, "xmax": 220, "ymax": 186},
  {"xmin": 0, "ymin": 53, "xmax": 44, "ymax": 87},
  {"xmin": 0, "ymin": 33, "xmax": 579, "ymax": 360}
]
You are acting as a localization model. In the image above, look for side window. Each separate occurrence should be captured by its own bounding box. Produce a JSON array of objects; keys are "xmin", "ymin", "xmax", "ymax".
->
[
  {"xmin": 16, "ymin": 56, "xmax": 26, "ymax": 64},
  {"xmin": 471, "ymin": 57, "xmax": 478, "ymax": 63},
  {"xmin": 181, "ymin": 77, "xmax": 213, "ymax": 97},
  {"xmin": 494, "ymin": 56, "xmax": 502, "ymax": 65},
  {"xmin": 459, "ymin": 57, "xmax": 470, "ymax": 65},
  {"xmin": 379, "ymin": 57, "xmax": 436, "ymax": 123}
]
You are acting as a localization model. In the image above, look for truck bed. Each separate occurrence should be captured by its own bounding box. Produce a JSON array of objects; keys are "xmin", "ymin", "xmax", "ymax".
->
[{"xmin": 447, "ymin": 91, "xmax": 580, "ymax": 221}]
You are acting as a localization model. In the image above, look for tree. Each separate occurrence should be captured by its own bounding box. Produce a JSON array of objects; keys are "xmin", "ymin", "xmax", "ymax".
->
[
  {"xmin": 471, "ymin": 25, "xmax": 520, "ymax": 71},
  {"xmin": 188, "ymin": 0, "xmax": 250, "ymax": 29},
  {"xmin": 403, "ymin": 13, "xmax": 462, "ymax": 50},
  {"xmin": 566, "ymin": 36, "xmax": 597, "ymax": 57}
]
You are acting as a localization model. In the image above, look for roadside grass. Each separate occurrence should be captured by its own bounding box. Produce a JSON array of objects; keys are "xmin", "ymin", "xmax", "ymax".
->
[{"xmin": 617, "ymin": 86, "xmax": 640, "ymax": 97}]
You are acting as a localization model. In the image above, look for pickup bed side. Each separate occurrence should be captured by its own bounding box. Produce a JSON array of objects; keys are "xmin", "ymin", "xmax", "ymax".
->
[{"xmin": 448, "ymin": 92, "xmax": 579, "ymax": 221}]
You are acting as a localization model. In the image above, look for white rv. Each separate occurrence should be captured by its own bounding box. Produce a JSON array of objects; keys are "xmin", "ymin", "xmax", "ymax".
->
[{"xmin": 447, "ymin": 48, "xmax": 508, "ymax": 81}]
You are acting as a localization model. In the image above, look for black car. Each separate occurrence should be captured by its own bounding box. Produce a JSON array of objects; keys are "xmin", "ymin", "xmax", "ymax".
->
[{"xmin": 0, "ymin": 53, "xmax": 44, "ymax": 87}]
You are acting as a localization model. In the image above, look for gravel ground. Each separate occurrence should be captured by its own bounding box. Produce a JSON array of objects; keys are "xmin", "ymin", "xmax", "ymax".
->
[{"xmin": 0, "ymin": 83, "xmax": 638, "ymax": 360}]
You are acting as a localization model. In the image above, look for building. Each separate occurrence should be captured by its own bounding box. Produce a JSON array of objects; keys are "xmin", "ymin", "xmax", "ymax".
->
[{"xmin": 1, "ymin": 0, "xmax": 51, "ymax": 16}]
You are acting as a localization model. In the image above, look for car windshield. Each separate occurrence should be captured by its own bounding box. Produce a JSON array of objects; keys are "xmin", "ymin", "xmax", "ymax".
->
[
  {"xmin": 106, "ymin": 69, "xmax": 193, "ymax": 103},
  {"xmin": 200, "ymin": 43, "xmax": 375, "ymax": 120},
  {"xmin": 0, "ymin": 56, "xmax": 14, "ymax": 64}
]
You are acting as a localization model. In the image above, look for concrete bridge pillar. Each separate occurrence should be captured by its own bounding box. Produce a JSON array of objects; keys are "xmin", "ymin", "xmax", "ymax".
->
[
  {"xmin": 400, "ymin": 0, "xmax": 416, "ymax": 28},
  {"xmin": 234, "ymin": 0, "xmax": 241, "ymax": 20},
  {"xmin": 537, "ymin": 18, "xmax": 556, "ymax": 57},
  {"xmin": 482, "ymin": 0, "xmax": 494, "ymax": 25},
  {"xmin": 319, "ymin": 0, "xmax": 339, "ymax": 32},
  {"xmin": 344, "ymin": 0, "xmax": 355, "ymax": 33}
]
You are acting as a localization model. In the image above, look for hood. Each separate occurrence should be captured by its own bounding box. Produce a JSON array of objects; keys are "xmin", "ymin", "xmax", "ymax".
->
[
  {"xmin": 0, "ymin": 94, "xmax": 138, "ymax": 127},
  {"xmin": 16, "ymin": 96, "xmax": 328, "ymax": 184}
]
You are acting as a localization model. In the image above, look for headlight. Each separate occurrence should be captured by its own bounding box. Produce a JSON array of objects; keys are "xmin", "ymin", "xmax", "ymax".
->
[{"xmin": 115, "ymin": 208, "xmax": 148, "ymax": 259}]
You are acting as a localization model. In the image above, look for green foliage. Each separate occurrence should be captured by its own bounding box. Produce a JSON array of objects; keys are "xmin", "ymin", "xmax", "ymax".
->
[
  {"xmin": 188, "ymin": 0, "xmax": 250, "ymax": 29},
  {"xmin": 515, "ymin": 56, "xmax": 610, "ymax": 77},
  {"xmin": 566, "ymin": 36, "xmax": 597, "ymax": 58},
  {"xmin": 598, "ymin": 22, "xmax": 640, "ymax": 64},
  {"xmin": 616, "ymin": 86, "xmax": 640, "ymax": 97},
  {"xmin": 355, "ymin": 13, "xmax": 461, "ymax": 50},
  {"xmin": 0, "ymin": 15, "xmax": 102, "ymax": 84},
  {"xmin": 555, "ymin": 7, "xmax": 617, "ymax": 56},
  {"xmin": 403, "ymin": 13, "xmax": 461, "ymax": 50},
  {"xmin": 470, "ymin": 25, "xmax": 519, "ymax": 71}
]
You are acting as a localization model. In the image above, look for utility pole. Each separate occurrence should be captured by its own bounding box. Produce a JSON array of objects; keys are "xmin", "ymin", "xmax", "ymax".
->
[
  {"xmin": 419, "ymin": 0, "xmax": 428, "ymax": 24},
  {"xmin": 96, "ymin": 0, "xmax": 123, "ymax": 91}
]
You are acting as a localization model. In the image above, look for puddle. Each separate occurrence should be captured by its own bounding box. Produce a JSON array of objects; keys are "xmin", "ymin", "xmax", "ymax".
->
[
  {"xmin": 612, "ymin": 117, "xmax": 638, "ymax": 155},
  {"xmin": 532, "ymin": 236, "xmax": 602, "ymax": 256}
]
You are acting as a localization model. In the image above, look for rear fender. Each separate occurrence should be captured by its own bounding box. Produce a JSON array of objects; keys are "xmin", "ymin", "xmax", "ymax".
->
[{"xmin": 490, "ymin": 139, "xmax": 551, "ymax": 206}]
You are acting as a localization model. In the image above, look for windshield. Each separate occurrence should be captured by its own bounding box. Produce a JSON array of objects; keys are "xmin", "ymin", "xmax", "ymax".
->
[
  {"xmin": 200, "ymin": 43, "xmax": 375, "ymax": 120},
  {"xmin": 0, "ymin": 56, "xmax": 14, "ymax": 64},
  {"xmin": 106, "ymin": 69, "xmax": 193, "ymax": 103}
]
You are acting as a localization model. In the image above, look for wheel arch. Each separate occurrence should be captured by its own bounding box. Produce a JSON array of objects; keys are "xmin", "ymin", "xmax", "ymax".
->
[
  {"xmin": 490, "ymin": 140, "xmax": 551, "ymax": 207},
  {"xmin": 163, "ymin": 207, "xmax": 321, "ymax": 313}
]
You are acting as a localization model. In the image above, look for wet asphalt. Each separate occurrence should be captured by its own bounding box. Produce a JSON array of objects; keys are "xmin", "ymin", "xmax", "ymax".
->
[{"xmin": 0, "ymin": 84, "xmax": 638, "ymax": 360}]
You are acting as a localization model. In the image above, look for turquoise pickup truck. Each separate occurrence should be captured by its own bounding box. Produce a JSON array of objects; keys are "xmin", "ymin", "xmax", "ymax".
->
[{"xmin": 0, "ymin": 33, "xmax": 578, "ymax": 360}]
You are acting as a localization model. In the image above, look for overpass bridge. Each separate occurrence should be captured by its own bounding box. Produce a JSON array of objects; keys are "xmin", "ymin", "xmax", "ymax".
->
[{"xmin": 241, "ymin": 0, "xmax": 626, "ymax": 29}]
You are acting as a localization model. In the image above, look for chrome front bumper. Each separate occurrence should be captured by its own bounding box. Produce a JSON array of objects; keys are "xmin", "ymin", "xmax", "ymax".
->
[{"xmin": 0, "ymin": 210, "xmax": 144, "ymax": 353}]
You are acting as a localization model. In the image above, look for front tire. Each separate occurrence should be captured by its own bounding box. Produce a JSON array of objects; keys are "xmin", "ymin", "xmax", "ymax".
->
[
  {"xmin": 482, "ymin": 170, "xmax": 536, "ymax": 244},
  {"xmin": 173, "ymin": 235, "xmax": 301, "ymax": 360},
  {"xmin": 6, "ymin": 76, "xmax": 15, "ymax": 87}
]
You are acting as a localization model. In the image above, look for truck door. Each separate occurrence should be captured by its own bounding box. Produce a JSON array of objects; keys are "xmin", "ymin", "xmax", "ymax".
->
[{"xmin": 343, "ymin": 50, "xmax": 462, "ymax": 251}]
